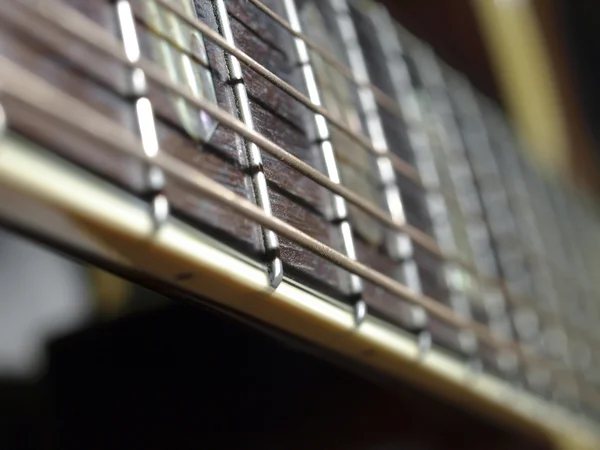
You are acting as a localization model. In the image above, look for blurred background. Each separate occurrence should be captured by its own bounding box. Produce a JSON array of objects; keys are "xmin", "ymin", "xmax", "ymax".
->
[{"xmin": 384, "ymin": 0, "xmax": 600, "ymax": 194}]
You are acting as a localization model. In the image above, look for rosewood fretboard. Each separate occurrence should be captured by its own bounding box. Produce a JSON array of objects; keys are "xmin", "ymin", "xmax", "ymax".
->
[{"xmin": 1, "ymin": 0, "xmax": 600, "ymax": 437}]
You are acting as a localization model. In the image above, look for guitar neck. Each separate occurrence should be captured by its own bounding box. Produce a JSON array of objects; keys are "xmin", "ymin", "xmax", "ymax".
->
[{"xmin": 0, "ymin": 0, "xmax": 599, "ymax": 447}]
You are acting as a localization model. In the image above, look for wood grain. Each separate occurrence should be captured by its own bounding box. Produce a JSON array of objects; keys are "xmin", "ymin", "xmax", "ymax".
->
[
  {"xmin": 0, "ymin": 2, "xmax": 143, "ymax": 192},
  {"xmin": 0, "ymin": 0, "xmax": 494, "ymax": 352},
  {"xmin": 227, "ymin": 0, "xmax": 351, "ymax": 296},
  {"xmin": 348, "ymin": 3, "xmax": 484, "ymax": 354},
  {"xmin": 134, "ymin": 2, "xmax": 262, "ymax": 254}
]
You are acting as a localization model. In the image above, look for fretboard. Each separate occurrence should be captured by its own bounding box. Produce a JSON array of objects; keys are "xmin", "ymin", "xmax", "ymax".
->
[{"xmin": 1, "ymin": 0, "xmax": 599, "ymax": 443}]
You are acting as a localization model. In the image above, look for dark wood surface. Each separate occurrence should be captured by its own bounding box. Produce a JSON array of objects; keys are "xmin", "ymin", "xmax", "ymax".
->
[
  {"xmin": 0, "ymin": 0, "xmax": 491, "ymax": 355},
  {"xmin": 136, "ymin": 0, "xmax": 263, "ymax": 254},
  {"xmin": 228, "ymin": 0, "xmax": 351, "ymax": 297},
  {"xmin": 0, "ymin": 0, "xmax": 525, "ymax": 366}
]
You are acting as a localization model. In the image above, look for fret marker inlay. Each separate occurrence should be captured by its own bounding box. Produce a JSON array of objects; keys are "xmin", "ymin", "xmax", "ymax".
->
[{"xmin": 144, "ymin": 0, "xmax": 219, "ymax": 142}]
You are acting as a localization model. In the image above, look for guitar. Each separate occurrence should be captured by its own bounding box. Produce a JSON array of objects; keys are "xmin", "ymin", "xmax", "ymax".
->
[{"xmin": 0, "ymin": 0, "xmax": 599, "ymax": 448}]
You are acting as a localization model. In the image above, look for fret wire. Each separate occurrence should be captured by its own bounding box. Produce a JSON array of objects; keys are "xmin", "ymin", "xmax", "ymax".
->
[
  {"xmin": 12, "ymin": 65, "xmax": 600, "ymax": 408},
  {"xmin": 481, "ymin": 101, "xmax": 589, "ymax": 358},
  {"xmin": 448, "ymin": 75, "xmax": 529, "ymax": 348},
  {"xmin": 577, "ymin": 198, "xmax": 600, "ymax": 293},
  {"xmin": 526, "ymin": 243, "xmax": 600, "ymax": 301},
  {"xmin": 153, "ymin": 0, "xmax": 426, "ymax": 188},
  {"xmin": 11, "ymin": 0, "xmax": 594, "ymax": 362},
  {"xmin": 465, "ymin": 80, "xmax": 600, "ymax": 371},
  {"xmin": 213, "ymin": 0, "xmax": 283, "ymax": 288},
  {"xmin": 365, "ymin": 3, "xmax": 482, "ymax": 355},
  {"xmin": 4, "ymin": 0, "xmax": 600, "ymax": 414},
  {"xmin": 565, "ymin": 196, "xmax": 600, "ymax": 320},
  {"xmin": 282, "ymin": 0, "xmax": 368, "ymax": 324},
  {"xmin": 428, "ymin": 55, "xmax": 588, "ymax": 365},
  {"xmin": 409, "ymin": 34, "xmax": 600, "ymax": 354},
  {"xmin": 10, "ymin": 78, "xmax": 595, "ymax": 409},
  {"xmin": 533, "ymin": 192, "xmax": 600, "ymax": 296},
  {"xmin": 401, "ymin": 31, "xmax": 600, "ymax": 359},
  {"xmin": 247, "ymin": 0, "xmax": 404, "ymax": 120},
  {"xmin": 246, "ymin": 0, "xmax": 505, "ymax": 222},
  {"xmin": 513, "ymin": 152, "xmax": 600, "ymax": 342},
  {"xmin": 130, "ymin": 2, "xmax": 473, "ymax": 274},
  {"xmin": 327, "ymin": 0, "xmax": 429, "ymax": 334},
  {"xmin": 25, "ymin": 0, "xmax": 600, "ymax": 326},
  {"xmin": 11, "ymin": 0, "xmax": 600, "ymax": 355},
  {"xmin": 447, "ymin": 72, "xmax": 565, "ymax": 368},
  {"xmin": 499, "ymin": 125, "xmax": 600, "ymax": 303},
  {"xmin": 487, "ymin": 116, "xmax": 572, "ymax": 287},
  {"xmin": 5, "ymin": 0, "xmax": 523, "ymax": 309},
  {"xmin": 245, "ymin": 0, "xmax": 598, "ymax": 325},
  {"xmin": 542, "ymin": 182, "xmax": 599, "ymax": 353},
  {"xmin": 243, "ymin": 0, "xmax": 600, "ymax": 319},
  {"xmin": 14, "ymin": 0, "xmax": 412, "ymax": 241},
  {"xmin": 402, "ymin": 36, "xmax": 519, "ymax": 330},
  {"xmin": 0, "ymin": 56, "xmax": 566, "ymax": 372},
  {"xmin": 402, "ymin": 22, "xmax": 600, "ymax": 308},
  {"xmin": 5, "ymin": 20, "xmax": 600, "ymax": 406},
  {"xmin": 115, "ymin": 0, "xmax": 169, "ymax": 227},
  {"xmin": 551, "ymin": 186, "xmax": 597, "ymax": 298},
  {"xmin": 488, "ymin": 125, "xmax": 587, "ymax": 300}
]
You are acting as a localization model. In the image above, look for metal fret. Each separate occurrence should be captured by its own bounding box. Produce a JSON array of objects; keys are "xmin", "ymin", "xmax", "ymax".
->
[
  {"xmin": 482, "ymin": 110, "xmax": 560, "ymax": 357},
  {"xmin": 282, "ymin": 0, "xmax": 367, "ymax": 324},
  {"xmin": 364, "ymin": 3, "xmax": 485, "ymax": 356},
  {"xmin": 451, "ymin": 83, "xmax": 587, "ymax": 405},
  {"xmin": 486, "ymin": 113, "xmax": 586, "ymax": 394},
  {"xmin": 517, "ymin": 161, "xmax": 585, "ymax": 366},
  {"xmin": 550, "ymin": 184, "xmax": 597, "ymax": 320},
  {"xmin": 5, "ymin": 0, "xmax": 600, "ymax": 420},
  {"xmin": 481, "ymin": 103, "xmax": 595, "ymax": 370},
  {"xmin": 115, "ymin": 0, "xmax": 168, "ymax": 228},
  {"xmin": 543, "ymin": 183, "xmax": 595, "ymax": 378},
  {"xmin": 0, "ymin": 0, "xmax": 597, "ymax": 430},
  {"xmin": 395, "ymin": 34, "xmax": 504, "ymax": 346},
  {"xmin": 2, "ymin": 0, "xmax": 555, "ymax": 355},
  {"xmin": 569, "ymin": 195, "xmax": 600, "ymax": 325},
  {"xmin": 93, "ymin": 0, "xmax": 575, "ymax": 340},
  {"xmin": 446, "ymin": 72, "xmax": 575, "ymax": 378},
  {"xmin": 453, "ymin": 80, "xmax": 584, "ymax": 386},
  {"xmin": 330, "ymin": 1, "xmax": 431, "ymax": 335},
  {"xmin": 1, "ymin": 126, "xmax": 598, "ymax": 443},
  {"xmin": 332, "ymin": 0, "xmax": 431, "ymax": 331},
  {"xmin": 213, "ymin": 0, "xmax": 283, "ymax": 288}
]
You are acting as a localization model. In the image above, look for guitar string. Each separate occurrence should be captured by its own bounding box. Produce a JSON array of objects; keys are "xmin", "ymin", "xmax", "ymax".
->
[
  {"xmin": 154, "ymin": 0, "xmax": 424, "ymax": 185},
  {"xmin": 2, "ymin": 6, "xmax": 599, "ymax": 404},
  {"xmin": 9, "ymin": 59, "xmax": 600, "ymax": 407},
  {"xmin": 156, "ymin": 0, "xmax": 600, "ymax": 350},
  {"xmin": 248, "ymin": 0, "xmax": 405, "ymax": 120},
  {"xmin": 9, "ymin": 0, "xmax": 600, "ymax": 351},
  {"xmin": 6, "ymin": 0, "xmax": 595, "ymax": 345},
  {"xmin": 151, "ymin": 0, "xmax": 600, "ymax": 342},
  {"xmin": 0, "ymin": 57, "xmax": 570, "ymax": 376},
  {"xmin": 244, "ymin": 0, "xmax": 600, "ymax": 335},
  {"xmin": 247, "ymin": 0, "xmax": 600, "ymax": 301}
]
